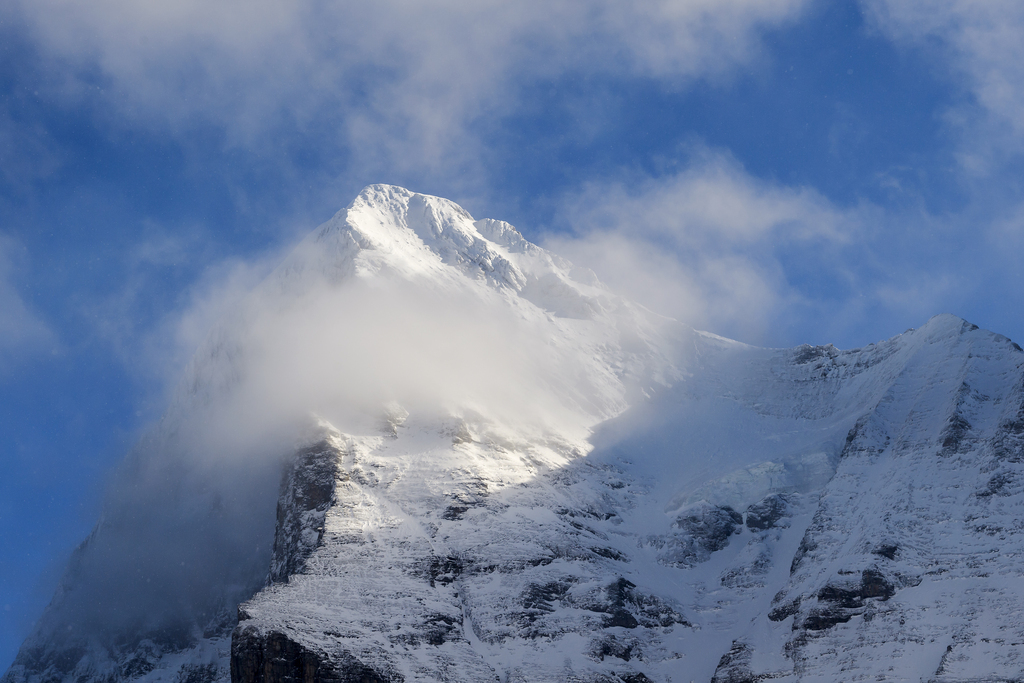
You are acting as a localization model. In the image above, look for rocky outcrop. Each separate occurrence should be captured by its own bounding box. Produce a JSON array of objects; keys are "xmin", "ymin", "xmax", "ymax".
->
[
  {"xmin": 744, "ymin": 494, "xmax": 789, "ymax": 531},
  {"xmin": 659, "ymin": 502, "xmax": 742, "ymax": 567},
  {"xmin": 231, "ymin": 624, "xmax": 398, "ymax": 683},
  {"xmin": 710, "ymin": 642, "xmax": 761, "ymax": 683},
  {"xmin": 270, "ymin": 439, "xmax": 344, "ymax": 583}
]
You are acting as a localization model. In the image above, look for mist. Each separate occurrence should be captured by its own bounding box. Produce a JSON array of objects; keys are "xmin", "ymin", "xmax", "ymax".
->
[{"xmin": 29, "ymin": 210, "xmax": 670, "ymax": 650}]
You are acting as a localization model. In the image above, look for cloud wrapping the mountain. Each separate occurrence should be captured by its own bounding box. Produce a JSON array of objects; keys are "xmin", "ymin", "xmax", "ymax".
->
[
  {"xmin": 541, "ymin": 148, "xmax": 1001, "ymax": 348},
  {"xmin": 544, "ymin": 151, "xmax": 863, "ymax": 343}
]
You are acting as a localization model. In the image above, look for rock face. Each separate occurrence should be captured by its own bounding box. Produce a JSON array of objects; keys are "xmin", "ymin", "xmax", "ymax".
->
[
  {"xmin": 269, "ymin": 440, "xmax": 342, "ymax": 584},
  {"xmin": 224, "ymin": 424, "xmax": 688, "ymax": 682},
  {"xmin": 5, "ymin": 186, "xmax": 1024, "ymax": 683}
]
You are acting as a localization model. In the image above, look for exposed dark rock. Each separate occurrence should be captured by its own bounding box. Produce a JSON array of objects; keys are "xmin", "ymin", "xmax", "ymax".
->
[
  {"xmin": 977, "ymin": 471, "xmax": 1015, "ymax": 497},
  {"xmin": 817, "ymin": 584, "xmax": 865, "ymax": 609},
  {"xmin": 745, "ymin": 494, "xmax": 789, "ymax": 531},
  {"xmin": 792, "ymin": 344, "xmax": 838, "ymax": 365},
  {"xmin": 440, "ymin": 505, "xmax": 469, "ymax": 520},
  {"xmin": 768, "ymin": 597, "xmax": 800, "ymax": 622},
  {"xmin": 563, "ymin": 577, "xmax": 685, "ymax": 632},
  {"xmin": 661, "ymin": 503, "xmax": 742, "ymax": 567},
  {"xmin": 516, "ymin": 580, "xmax": 573, "ymax": 627},
  {"xmin": 802, "ymin": 607, "xmax": 853, "ymax": 631},
  {"xmin": 590, "ymin": 546, "xmax": 630, "ymax": 562},
  {"xmin": 603, "ymin": 611, "xmax": 638, "ymax": 629},
  {"xmin": 521, "ymin": 580, "xmax": 572, "ymax": 614},
  {"xmin": 177, "ymin": 662, "xmax": 219, "ymax": 683},
  {"xmin": 426, "ymin": 555, "xmax": 462, "ymax": 588},
  {"xmin": 940, "ymin": 414, "xmax": 972, "ymax": 456},
  {"xmin": 606, "ymin": 578, "xmax": 634, "ymax": 605},
  {"xmin": 231, "ymin": 625, "xmax": 399, "ymax": 683},
  {"xmin": 617, "ymin": 674, "xmax": 653, "ymax": 683},
  {"xmin": 589, "ymin": 635, "xmax": 637, "ymax": 662},
  {"xmin": 859, "ymin": 569, "xmax": 895, "ymax": 600},
  {"xmin": 789, "ymin": 531, "xmax": 818, "ymax": 574},
  {"xmin": 604, "ymin": 578, "xmax": 639, "ymax": 629},
  {"xmin": 387, "ymin": 611, "xmax": 463, "ymax": 648},
  {"xmin": 721, "ymin": 550, "xmax": 772, "ymax": 588},
  {"xmin": 800, "ymin": 569, "xmax": 896, "ymax": 631},
  {"xmin": 872, "ymin": 543, "xmax": 898, "ymax": 560},
  {"xmin": 839, "ymin": 420, "xmax": 864, "ymax": 460},
  {"xmin": 270, "ymin": 440, "xmax": 343, "ymax": 583},
  {"xmin": 710, "ymin": 641, "xmax": 763, "ymax": 683},
  {"xmin": 120, "ymin": 645, "xmax": 157, "ymax": 678},
  {"xmin": 817, "ymin": 569, "xmax": 895, "ymax": 609},
  {"xmin": 673, "ymin": 504, "xmax": 742, "ymax": 551},
  {"xmin": 421, "ymin": 613, "xmax": 461, "ymax": 646}
]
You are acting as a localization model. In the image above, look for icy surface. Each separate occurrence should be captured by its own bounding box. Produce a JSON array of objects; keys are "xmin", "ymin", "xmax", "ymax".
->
[{"xmin": 5, "ymin": 186, "xmax": 1024, "ymax": 683}]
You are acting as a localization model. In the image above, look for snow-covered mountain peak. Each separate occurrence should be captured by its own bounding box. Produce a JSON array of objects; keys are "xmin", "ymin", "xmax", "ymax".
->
[
  {"xmin": 268, "ymin": 184, "xmax": 630, "ymax": 329},
  {"xmin": 307, "ymin": 185, "xmax": 496, "ymax": 277},
  {"xmin": 11, "ymin": 185, "xmax": 1024, "ymax": 683},
  {"xmin": 881, "ymin": 312, "xmax": 1022, "ymax": 353},
  {"xmin": 161, "ymin": 184, "xmax": 683, "ymax": 460},
  {"xmin": 276, "ymin": 185, "xmax": 556, "ymax": 302}
]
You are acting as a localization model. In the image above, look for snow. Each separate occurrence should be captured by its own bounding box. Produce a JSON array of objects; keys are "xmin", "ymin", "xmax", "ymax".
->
[{"xmin": 6, "ymin": 187, "xmax": 1024, "ymax": 683}]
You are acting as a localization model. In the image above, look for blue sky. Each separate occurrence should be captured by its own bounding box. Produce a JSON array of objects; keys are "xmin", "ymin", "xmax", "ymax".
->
[{"xmin": 2, "ymin": 0, "xmax": 1024, "ymax": 669}]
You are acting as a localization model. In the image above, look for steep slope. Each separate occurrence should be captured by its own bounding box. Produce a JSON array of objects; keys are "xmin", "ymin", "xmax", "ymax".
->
[
  {"xmin": 1, "ymin": 185, "xmax": 683, "ymax": 683},
  {"xmin": 5, "ymin": 186, "xmax": 1024, "ymax": 683},
  {"xmin": 228, "ymin": 313, "xmax": 1024, "ymax": 683},
  {"xmin": 717, "ymin": 317, "xmax": 1024, "ymax": 682}
]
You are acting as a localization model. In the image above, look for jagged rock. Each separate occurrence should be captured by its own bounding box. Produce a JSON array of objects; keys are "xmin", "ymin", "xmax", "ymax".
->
[
  {"xmin": 871, "ymin": 543, "xmax": 898, "ymax": 560},
  {"xmin": 589, "ymin": 635, "xmax": 639, "ymax": 662},
  {"xmin": 270, "ymin": 440, "xmax": 344, "ymax": 583},
  {"xmin": 710, "ymin": 642, "xmax": 759, "ymax": 683},
  {"xmin": 768, "ymin": 596, "xmax": 801, "ymax": 622},
  {"xmin": 231, "ymin": 626, "xmax": 397, "ymax": 683},
  {"xmin": 660, "ymin": 502, "xmax": 742, "ymax": 567},
  {"xmin": 745, "ymin": 494, "xmax": 789, "ymax": 531}
]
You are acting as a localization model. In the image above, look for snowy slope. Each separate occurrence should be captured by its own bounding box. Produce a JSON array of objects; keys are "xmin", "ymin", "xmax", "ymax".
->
[{"xmin": 5, "ymin": 186, "xmax": 1024, "ymax": 683}]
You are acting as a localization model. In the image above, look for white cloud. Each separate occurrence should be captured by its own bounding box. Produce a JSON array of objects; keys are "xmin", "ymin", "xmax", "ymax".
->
[
  {"xmin": 541, "ymin": 148, "xmax": 1005, "ymax": 348},
  {"xmin": 862, "ymin": 0, "xmax": 1024, "ymax": 167},
  {"xmin": 543, "ymin": 151, "xmax": 861, "ymax": 343},
  {"xmin": 7, "ymin": 0, "xmax": 811, "ymax": 184},
  {"xmin": 0, "ymin": 236, "xmax": 54, "ymax": 370},
  {"xmin": 88, "ymin": 225, "xmax": 287, "ymax": 401}
]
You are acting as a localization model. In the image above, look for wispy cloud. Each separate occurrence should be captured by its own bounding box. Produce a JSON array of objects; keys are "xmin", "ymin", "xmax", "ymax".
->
[
  {"xmin": 862, "ymin": 0, "xmax": 1024, "ymax": 171},
  {"xmin": 0, "ymin": 236, "xmax": 54, "ymax": 371},
  {"xmin": 541, "ymin": 148, "xmax": 971, "ymax": 347},
  {"xmin": 543, "ymin": 149, "xmax": 857, "ymax": 343},
  {"xmin": 6, "ymin": 0, "xmax": 811, "ymax": 187}
]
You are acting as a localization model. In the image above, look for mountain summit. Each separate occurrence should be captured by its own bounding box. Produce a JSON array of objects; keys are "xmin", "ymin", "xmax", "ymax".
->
[{"xmin": 6, "ymin": 188, "xmax": 1024, "ymax": 683}]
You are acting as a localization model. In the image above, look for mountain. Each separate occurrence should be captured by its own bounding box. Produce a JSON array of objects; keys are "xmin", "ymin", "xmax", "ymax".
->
[{"xmin": 5, "ymin": 185, "xmax": 1024, "ymax": 683}]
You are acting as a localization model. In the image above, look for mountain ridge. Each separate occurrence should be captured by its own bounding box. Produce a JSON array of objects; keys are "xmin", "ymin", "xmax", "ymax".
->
[{"xmin": 5, "ymin": 186, "xmax": 1023, "ymax": 683}]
